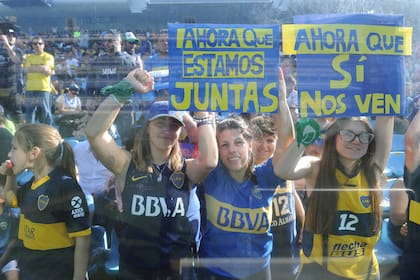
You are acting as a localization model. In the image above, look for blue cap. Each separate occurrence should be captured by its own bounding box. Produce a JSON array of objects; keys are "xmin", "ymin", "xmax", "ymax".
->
[
  {"xmin": 68, "ymin": 84, "xmax": 80, "ymax": 93},
  {"xmin": 147, "ymin": 101, "xmax": 184, "ymax": 126}
]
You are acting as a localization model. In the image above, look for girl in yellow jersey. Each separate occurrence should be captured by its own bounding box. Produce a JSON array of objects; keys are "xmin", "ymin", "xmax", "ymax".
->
[{"xmin": 277, "ymin": 116, "xmax": 393, "ymax": 280}]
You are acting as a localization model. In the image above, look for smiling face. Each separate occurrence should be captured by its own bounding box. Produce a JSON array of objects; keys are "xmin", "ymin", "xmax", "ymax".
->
[
  {"xmin": 335, "ymin": 120, "xmax": 370, "ymax": 161},
  {"xmin": 251, "ymin": 133, "xmax": 277, "ymax": 165},
  {"xmin": 217, "ymin": 128, "xmax": 252, "ymax": 175}
]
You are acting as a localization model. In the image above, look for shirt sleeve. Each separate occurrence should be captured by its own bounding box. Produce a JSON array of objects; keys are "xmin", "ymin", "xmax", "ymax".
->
[
  {"xmin": 254, "ymin": 158, "xmax": 286, "ymax": 193},
  {"xmin": 61, "ymin": 177, "xmax": 91, "ymax": 236},
  {"xmin": 48, "ymin": 53, "xmax": 55, "ymax": 70}
]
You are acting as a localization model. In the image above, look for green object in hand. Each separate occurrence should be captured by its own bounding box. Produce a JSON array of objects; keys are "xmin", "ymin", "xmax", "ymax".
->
[
  {"xmin": 295, "ymin": 118, "xmax": 321, "ymax": 148},
  {"xmin": 100, "ymin": 79, "xmax": 134, "ymax": 104}
]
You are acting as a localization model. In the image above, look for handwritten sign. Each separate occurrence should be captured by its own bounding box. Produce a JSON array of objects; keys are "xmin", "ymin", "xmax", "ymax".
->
[
  {"xmin": 282, "ymin": 14, "xmax": 412, "ymax": 118},
  {"xmin": 168, "ymin": 23, "xmax": 280, "ymax": 113}
]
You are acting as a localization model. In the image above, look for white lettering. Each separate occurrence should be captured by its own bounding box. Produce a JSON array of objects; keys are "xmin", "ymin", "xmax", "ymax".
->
[
  {"xmin": 172, "ymin": 198, "xmax": 185, "ymax": 217},
  {"xmin": 71, "ymin": 207, "xmax": 85, "ymax": 218},
  {"xmin": 130, "ymin": 195, "xmax": 185, "ymax": 217},
  {"xmin": 131, "ymin": 194, "xmax": 145, "ymax": 215},
  {"xmin": 146, "ymin": 197, "xmax": 160, "ymax": 216}
]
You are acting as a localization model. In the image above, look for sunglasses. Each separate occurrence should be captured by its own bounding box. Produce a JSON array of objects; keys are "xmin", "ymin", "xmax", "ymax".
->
[
  {"xmin": 339, "ymin": 129, "xmax": 374, "ymax": 144},
  {"xmin": 32, "ymin": 42, "xmax": 44, "ymax": 45}
]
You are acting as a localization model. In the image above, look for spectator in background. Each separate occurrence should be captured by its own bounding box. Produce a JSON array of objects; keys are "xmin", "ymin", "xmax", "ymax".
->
[
  {"xmin": 285, "ymin": 74, "xmax": 299, "ymax": 123},
  {"xmin": 85, "ymin": 29, "xmax": 138, "ymax": 146},
  {"xmin": 23, "ymin": 36, "xmax": 55, "ymax": 125},
  {"xmin": 122, "ymin": 31, "xmax": 142, "ymax": 69},
  {"xmin": 55, "ymin": 83, "xmax": 83, "ymax": 114},
  {"xmin": 55, "ymin": 83, "xmax": 82, "ymax": 115},
  {"xmin": 63, "ymin": 48, "xmax": 80, "ymax": 81},
  {"xmin": 144, "ymin": 29, "xmax": 169, "ymax": 101},
  {"xmin": 0, "ymin": 104, "xmax": 15, "ymax": 136},
  {"xmin": 0, "ymin": 105, "xmax": 13, "ymax": 169},
  {"xmin": 138, "ymin": 32, "xmax": 152, "ymax": 62},
  {"xmin": 0, "ymin": 24, "xmax": 24, "ymax": 124},
  {"xmin": 54, "ymin": 83, "xmax": 86, "ymax": 138},
  {"xmin": 280, "ymin": 55, "xmax": 296, "ymax": 80}
]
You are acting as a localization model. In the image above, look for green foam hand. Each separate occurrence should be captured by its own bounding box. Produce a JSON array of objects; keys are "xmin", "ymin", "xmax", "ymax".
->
[
  {"xmin": 295, "ymin": 118, "xmax": 321, "ymax": 148},
  {"xmin": 100, "ymin": 79, "xmax": 134, "ymax": 104}
]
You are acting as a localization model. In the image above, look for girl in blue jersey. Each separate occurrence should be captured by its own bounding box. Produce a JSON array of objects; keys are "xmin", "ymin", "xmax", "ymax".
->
[
  {"xmin": 85, "ymin": 69, "xmax": 218, "ymax": 279},
  {"xmin": 0, "ymin": 124, "xmax": 91, "ymax": 280},
  {"xmin": 277, "ymin": 116, "xmax": 394, "ymax": 280},
  {"xmin": 197, "ymin": 69, "xmax": 295, "ymax": 280}
]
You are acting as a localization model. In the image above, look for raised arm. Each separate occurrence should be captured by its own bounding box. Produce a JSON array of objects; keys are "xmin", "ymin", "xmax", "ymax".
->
[
  {"xmin": 85, "ymin": 95, "xmax": 130, "ymax": 179},
  {"xmin": 374, "ymin": 116, "xmax": 394, "ymax": 171},
  {"xmin": 389, "ymin": 178, "xmax": 408, "ymax": 226},
  {"xmin": 86, "ymin": 69, "xmax": 154, "ymax": 176},
  {"xmin": 272, "ymin": 68, "xmax": 298, "ymax": 177},
  {"xmin": 186, "ymin": 112, "xmax": 218, "ymax": 184},
  {"xmin": 405, "ymin": 104, "xmax": 420, "ymax": 172}
]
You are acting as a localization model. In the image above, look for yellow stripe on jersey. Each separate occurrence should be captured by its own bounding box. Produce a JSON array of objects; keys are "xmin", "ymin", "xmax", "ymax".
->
[
  {"xmin": 18, "ymin": 213, "xmax": 74, "ymax": 250},
  {"xmin": 31, "ymin": 175, "xmax": 50, "ymax": 190},
  {"xmin": 69, "ymin": 227, "xmax": 91, "ymax": 238},
  {"xmin": 301, "ymin": 169, "xmax": 380, "ymax": 279},
  {"xmin": 336, "ymin": 169, "xmax": 372, "ymax": 212},
  {"xmin": 273, "ymin": 180, "xmax": 293, "ymax": 195},
  {"xmin": 205, "ymin": 194, "xmax": 272, "ymax": 234},
  {"xmin": 409, "ymin": 200, "xmax": 420, "ymax": 225}
]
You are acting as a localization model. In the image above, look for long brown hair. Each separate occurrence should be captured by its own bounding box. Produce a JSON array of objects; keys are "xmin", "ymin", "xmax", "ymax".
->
[
  {"xmin": 305, "ymin": 117, "xmax": 382, "ymax": 234},
  {"xmin": 131, "ymin": 122, "xmax": 183, "ymax": 173},
  {"xmin": 14, "ymin": 124, "xmax": 77, "ymax": 179}
]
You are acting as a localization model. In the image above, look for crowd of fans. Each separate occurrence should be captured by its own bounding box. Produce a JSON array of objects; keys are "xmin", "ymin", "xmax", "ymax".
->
[{"xmin": 0, "ymin": 23, "xmax": 419, "ymax": 280}]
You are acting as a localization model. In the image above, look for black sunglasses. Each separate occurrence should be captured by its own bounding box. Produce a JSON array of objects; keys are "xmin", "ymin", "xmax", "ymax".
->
[
  {"xmin": 339, "ymin": 129, "xmax": 374, "ymax": 144},
  {"xmin": 32, "ymin": 42, "xmax": 44, "ymax": 45}
]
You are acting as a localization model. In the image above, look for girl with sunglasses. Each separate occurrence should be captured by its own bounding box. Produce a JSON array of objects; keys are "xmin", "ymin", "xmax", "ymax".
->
[{"xmin": 277, "ymin": 116, "xmax": 394, "ymax": 279}]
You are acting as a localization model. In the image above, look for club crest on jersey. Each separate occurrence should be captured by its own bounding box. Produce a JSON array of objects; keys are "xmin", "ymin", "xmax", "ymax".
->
[
  {"xmin": 170, "ymin": 172, "xmax": 184, "ymax": 189},
  {"xmin": 252, "ymin": 186, "xmax": 263, "ymax": 199},
  {"xmin": 0, "ymin": 221, "xmax": 7, "ymax": 231},
  {"xmin": 37, "ymin": 194, "xmax": 49, "ymax": 211},
  {"xmin": 360, "ymin": 195, "xmax": 371, "ymax": 208}
]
